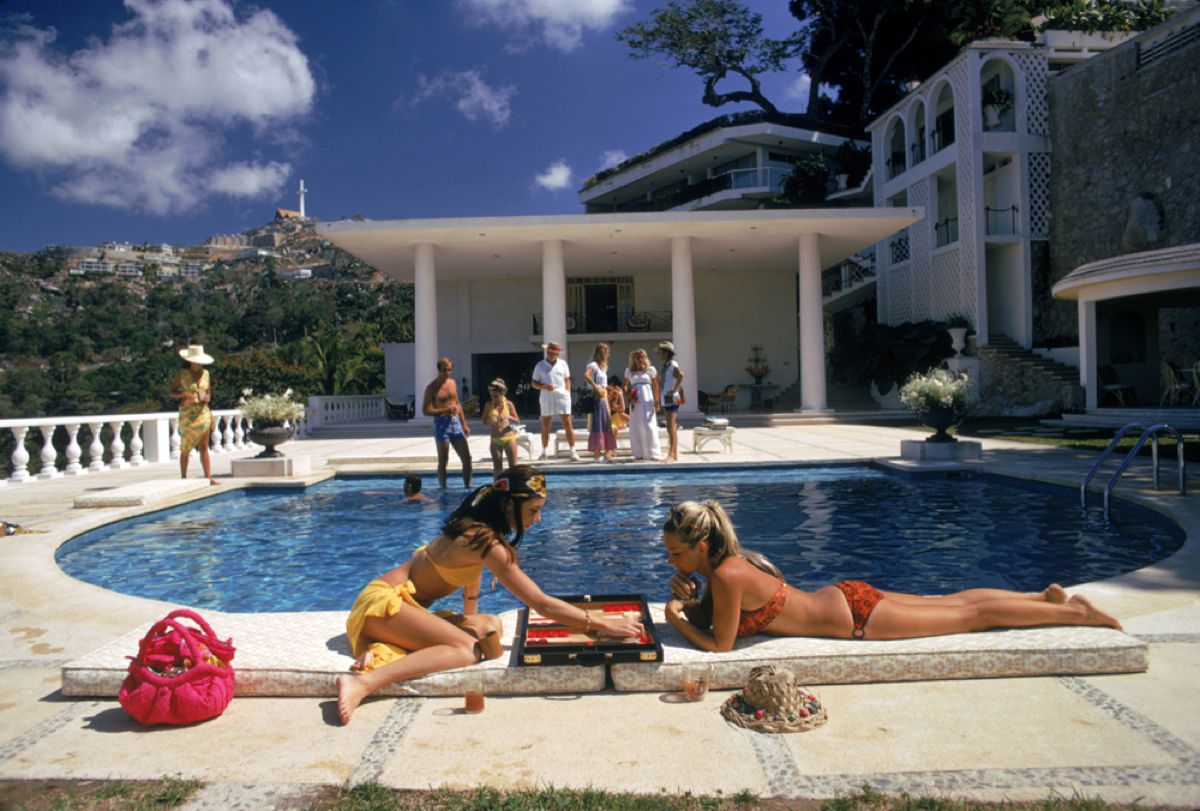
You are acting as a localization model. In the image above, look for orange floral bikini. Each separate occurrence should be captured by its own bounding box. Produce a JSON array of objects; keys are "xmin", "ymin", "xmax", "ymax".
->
[
  {"xmin": 736, "ymin": 580, "xmax": 789, "ymax": 637},
  {"xmin": 834, "ymin": 580, "xmax": 885, "ymax": 638}
]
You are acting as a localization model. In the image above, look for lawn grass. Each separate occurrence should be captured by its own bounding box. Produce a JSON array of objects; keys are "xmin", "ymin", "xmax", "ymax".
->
[{"xmin": 0, "ymin": 781, "xmax": 1185, "ymax": 811}]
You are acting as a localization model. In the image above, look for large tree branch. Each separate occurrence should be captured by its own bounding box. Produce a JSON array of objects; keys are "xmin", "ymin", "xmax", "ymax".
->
[{"xmin": 702, "ymin": 68, "xmax": 779, "ymax": 114}]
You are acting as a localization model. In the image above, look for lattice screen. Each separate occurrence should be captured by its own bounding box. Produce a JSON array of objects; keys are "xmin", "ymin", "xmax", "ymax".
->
[
  {"xmin": 1028, "ymin": 152, "xmax": 1051, "ymax": 238},
  {"xmin": 930, "ymin": 248, "xmax": 963, "ymax": 322},
  {"xmin": 1014, "ymin": 51, "xmax": 1049, "ymax": 136}
]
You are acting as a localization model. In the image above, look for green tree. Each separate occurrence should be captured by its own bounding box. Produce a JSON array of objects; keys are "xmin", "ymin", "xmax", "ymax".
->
[{"xmin": 617, "ymin": 0, "xmax": 798, "ymax": 114}]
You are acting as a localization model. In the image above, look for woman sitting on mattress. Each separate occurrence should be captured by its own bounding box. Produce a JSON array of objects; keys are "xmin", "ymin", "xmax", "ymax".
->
[
  {"xmin": 661, "ymin": 500, "xmax": 1123, "ymax": 653},
  {"xmin": 338, "ymin": 465, "xmax": 643, "ymax": 724}
]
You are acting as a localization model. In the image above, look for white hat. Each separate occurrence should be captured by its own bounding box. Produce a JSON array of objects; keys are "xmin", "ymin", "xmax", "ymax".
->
[{"xmin": 179, "ymin": 344, "xmax": 214, "ymax": 365}]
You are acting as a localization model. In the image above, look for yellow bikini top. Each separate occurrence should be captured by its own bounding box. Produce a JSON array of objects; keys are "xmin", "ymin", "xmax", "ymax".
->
[{"xmin": 416, "ymin": 543, "xmax": 483, "ymax": 588}]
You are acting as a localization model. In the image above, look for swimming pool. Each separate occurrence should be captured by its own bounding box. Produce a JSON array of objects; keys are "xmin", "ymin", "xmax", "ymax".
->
[{"xmin": 56, "ymin": 466, "xmax": 1184, "ymax": 614}]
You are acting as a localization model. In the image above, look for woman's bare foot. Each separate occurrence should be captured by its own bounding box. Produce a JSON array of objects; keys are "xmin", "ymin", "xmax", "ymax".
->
[
  {"xmin": 1043, "ymin": 584, "xmax": 1068, "ymax": 604},
  {"xmin": 337, "ymin": 674, "xmax": 369, "ymax": 725},
  {"xmin": 1069, "ymin": 594, "xmax": 1124, "ymax": 631},
  {"xmin": 209, "ymin": 479, "xmax": 221, "ymax": 486}
]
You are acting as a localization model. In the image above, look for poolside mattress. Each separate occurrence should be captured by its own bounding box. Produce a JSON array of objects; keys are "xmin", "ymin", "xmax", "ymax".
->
[{"xmin": 60, "ymin": 603, "xmax": 1146, "ymax": 698}]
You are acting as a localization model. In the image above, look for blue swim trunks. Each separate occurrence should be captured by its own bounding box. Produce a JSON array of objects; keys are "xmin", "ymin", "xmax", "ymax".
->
[{"xmin": 434, "ymin": 415, "xmax": 466, "ymax": 443}]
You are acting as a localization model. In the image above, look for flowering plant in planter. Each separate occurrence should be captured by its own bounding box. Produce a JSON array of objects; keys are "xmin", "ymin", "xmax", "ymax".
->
[
  {"xmin": 899, "ymin": 368, "xmax": 969, "ymax": 413},
  {"xmin": 745, "ymin": 346, "xmax": 770, "ymax": 382},
  {"xmin": 237, "ymin": 388, "xmax": 305, "ymax": 424}
]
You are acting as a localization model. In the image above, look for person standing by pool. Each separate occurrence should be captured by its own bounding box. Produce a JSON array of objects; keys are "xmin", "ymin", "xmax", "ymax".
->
[
  {"xmin": 423, "ymin": 357, "xmax": 472, "ymax": 489},
  {"xmin": 607, "ymin": 376, "xmax": 629, "ymax": 434},
  {"xmin": 624, "ymin": 348, "xmax": 662, "ymax": 461},
  {"xmin": 660, "ymin": 500, "xmax": 1124, "ymax": 652},
  {"xmin": 481, "ymin": 378, "xmax": 521, "ymax": 476},
  {"xmin": 532, "ymin": 341, "xmax": 579, "ymax": 461},
  {"xmin": 337, "ymin": 465, "xmax": 644, "ymax": 724},
  {"xmin": 656, "ymin": 341, "xmax": 685, "ymax": 463},
  {"xmin": 584, "ymin": 343, "xmax": 616, "ymax": 463},
  {"xmin": 169, "ymin": 344, "xmax": 219, "ymax": 485}
]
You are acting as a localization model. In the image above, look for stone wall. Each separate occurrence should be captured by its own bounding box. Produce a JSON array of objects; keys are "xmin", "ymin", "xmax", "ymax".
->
[{"xmin": 1046, "ymin": 13, "xmax": 1200, "ymax": 329}]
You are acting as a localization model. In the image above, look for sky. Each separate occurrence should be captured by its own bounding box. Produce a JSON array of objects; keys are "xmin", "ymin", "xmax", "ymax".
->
[{"xmin": 0, "ymin": 0, "xmax": 810, "ymax": 253}]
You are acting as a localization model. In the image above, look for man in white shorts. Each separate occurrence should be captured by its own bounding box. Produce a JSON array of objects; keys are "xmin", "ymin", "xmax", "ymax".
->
[{"xmin": 531, "ymin": 341, "xmax": 579, "ymax": 461}]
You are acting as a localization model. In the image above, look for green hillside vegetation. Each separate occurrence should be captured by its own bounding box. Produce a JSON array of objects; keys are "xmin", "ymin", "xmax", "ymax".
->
[{"xmin": 0, "ymin": 229, "xmax": 412, "ymax": 420}]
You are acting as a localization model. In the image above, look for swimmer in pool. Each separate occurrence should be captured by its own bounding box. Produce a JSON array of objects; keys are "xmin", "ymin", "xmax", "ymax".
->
[{"xmin": 660, "ymin": 500, "xmax": 1123, "ymax": 652}]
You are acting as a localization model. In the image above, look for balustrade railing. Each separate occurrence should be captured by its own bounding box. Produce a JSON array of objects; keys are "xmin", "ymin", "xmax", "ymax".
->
[
  {"xmin": 0, "ymin": 409, "xmax": 258, "ymax": 484},
  {"xmin": 986, "ymin": 205, "xmax": 1019, "ymax": 235},
  {"xmin": 532, "ymin": 310, "xmax": 673, "ymax": 335},
  {"xmin": 303, "ymin": 395, "xmax": 385, "ymax": 431},
  {"xmin": 934, "ymin": 216, "xmax": 959, "ymax": 247}
]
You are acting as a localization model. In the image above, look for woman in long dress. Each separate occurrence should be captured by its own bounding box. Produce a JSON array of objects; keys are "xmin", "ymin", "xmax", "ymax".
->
[
  {"xmin": 169, "ymin": 344, "xmax": 218, "ymax": 485},
  {"xmin": 584, "ymin": 343, "xmax": 616, "ymax": 462},
  {"xmin": 624, "ymin": 348, "xmax": 662, "ymax": 461}
]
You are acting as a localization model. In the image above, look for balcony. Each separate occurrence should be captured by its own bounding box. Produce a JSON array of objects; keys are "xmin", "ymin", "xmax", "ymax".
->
[
  {"xmin": 889, "ymin": 235, "xmax": 910, "ymax": 265},
  {"xmin": 986, "ymin": 205, "xmax": 1019, "ymax": 236},
  {"xmin": 532, "ymin": 310, "xmax": 673, "ymax": 336},
  {"xmin": 934, "ymin": 216, "xmax": 959, "ymax": 248}
]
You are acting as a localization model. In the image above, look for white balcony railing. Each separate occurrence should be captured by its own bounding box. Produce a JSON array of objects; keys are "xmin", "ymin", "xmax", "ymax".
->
[{"xmin": 304, "ymin": 395, "xmax": 385, "ymax": 430}]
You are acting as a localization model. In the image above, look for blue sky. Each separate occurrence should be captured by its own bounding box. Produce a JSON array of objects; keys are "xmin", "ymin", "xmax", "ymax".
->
[{"xmin": 0, "ymin": 0, "xmax": 808, "ymax": 253}]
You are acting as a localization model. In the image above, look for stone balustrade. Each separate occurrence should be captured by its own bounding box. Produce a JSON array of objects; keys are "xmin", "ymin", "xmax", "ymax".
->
[
  {"xmin": 303, "ymin": 395, "xmax": 385, "ymax": 432},
  {"xmin": 0, "ymin": 409, "xmax": 256, "ymax": 485}
]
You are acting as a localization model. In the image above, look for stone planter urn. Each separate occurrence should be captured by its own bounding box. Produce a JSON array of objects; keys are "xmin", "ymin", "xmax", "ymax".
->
[
  {"xmin": 248, "ymin": 421, "xmax": 295, "ymax": 458},
  {"xmin": 983, "ymin": 105, "xmax": 1002, "ymax": 130},
  {"xmin": 918, "ymin": 403, "xmax": 964, "ymax": 444},
  {"xmin": 948, "ymin": 327, "xmax": 969, "ymax": 357}
]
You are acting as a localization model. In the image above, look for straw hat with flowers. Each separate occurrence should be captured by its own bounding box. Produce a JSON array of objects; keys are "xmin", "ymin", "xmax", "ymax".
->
[{"xmin": 720, "ymin": 665, "xmax": 827, "ymax": 733}]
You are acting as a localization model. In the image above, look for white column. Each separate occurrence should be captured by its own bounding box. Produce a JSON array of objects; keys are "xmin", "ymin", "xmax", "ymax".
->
[
  {"xmin": 670, "ymin": 236, "xmax": 701, "ymax": 416},
  {"xmin": 541, "ymin": 240, "xmax": 567, "ymax": 349},
  {"xmin": 1079, "ymin": 299, "xmax": 1098, "ymax": 410},
  {"xmin": 413, "ymin": 243, "xmax": 438, "ymax": 424},
  {"xmin": 142, "ymin": 417, "xmax": 171, "ymax": 463},
  {"xmin": 797, "ymin": 233, "xmax": 831, "ymax": 413}
]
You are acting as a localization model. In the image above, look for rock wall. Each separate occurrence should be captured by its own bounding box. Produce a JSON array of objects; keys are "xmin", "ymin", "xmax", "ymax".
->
[{"xmin": 1045, "ymin": 15, "xmax": 1200, "ymax": 342}]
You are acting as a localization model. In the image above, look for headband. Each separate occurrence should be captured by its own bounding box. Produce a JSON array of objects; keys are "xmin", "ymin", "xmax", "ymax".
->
[{"xmin": 470, "ymin": 472, "xmax": 547, "ymax": 506}]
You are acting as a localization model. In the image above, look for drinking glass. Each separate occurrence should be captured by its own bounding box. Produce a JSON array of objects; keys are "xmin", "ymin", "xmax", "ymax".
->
[
  {"xmin": 681, "ymin": 661, "xmax": 712, "ymax": 701},
  {"xmin": 464, "ymin": 673, "xmax": 486, "ymax": 714}
]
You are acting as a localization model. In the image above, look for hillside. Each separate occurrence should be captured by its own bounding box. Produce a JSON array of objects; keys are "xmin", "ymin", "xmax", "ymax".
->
[{"xmin": 0, "ymin": 221, "xmax": 412, "ymax": 419}]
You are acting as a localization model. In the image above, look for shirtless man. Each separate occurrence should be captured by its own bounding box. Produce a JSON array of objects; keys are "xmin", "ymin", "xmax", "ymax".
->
[{"xmin": 423, "ymin": 357, "xmax": 472, "ymax": 488}]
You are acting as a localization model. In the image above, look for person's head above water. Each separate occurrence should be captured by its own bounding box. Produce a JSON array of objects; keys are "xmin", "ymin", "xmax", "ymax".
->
[
  {"xmin": 403, "ymin": 475, "xmax": 422, "ymax": 496},
  {"xmin": 444, "ymin": 465, "xmax": 547, "ymax": 551}
]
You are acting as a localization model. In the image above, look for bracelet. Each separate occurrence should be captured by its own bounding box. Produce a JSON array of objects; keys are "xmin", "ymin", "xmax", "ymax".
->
[{"xmin": 583, "ymin": 610, "xmax": 593, "ymax": 633}]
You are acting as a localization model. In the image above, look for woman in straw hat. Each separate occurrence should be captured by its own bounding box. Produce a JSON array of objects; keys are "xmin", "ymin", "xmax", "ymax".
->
[
  {"xmin": 481, "ymin": 378, "xmax": 521, "ymax": 476},
  {"xmin": 661, "ymin": 500, "xmax": 1122, "ymax": 652},
  {"xmin": 169, "ymin": 344, "xmax": 219, "ymax": 485},
  {"xmin": 338, "ymin": 465, "xmax": 643, "ymax": 724}
]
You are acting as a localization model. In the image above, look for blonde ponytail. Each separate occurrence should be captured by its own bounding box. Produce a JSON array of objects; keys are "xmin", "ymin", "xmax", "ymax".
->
[{"xmin": 663, "ymin": 500, "xmax": 780, "ymax": 577}]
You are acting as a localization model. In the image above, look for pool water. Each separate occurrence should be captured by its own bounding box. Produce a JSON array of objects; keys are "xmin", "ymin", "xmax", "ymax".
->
[{"xmin": 56, "ymin": 466, "xmax": 1184, "ymax": 614}]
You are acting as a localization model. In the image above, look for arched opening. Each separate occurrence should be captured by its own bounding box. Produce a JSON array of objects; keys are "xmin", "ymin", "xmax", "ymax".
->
[
  {"xmin": 932, "ymin": 83, "xmax": 955, "ymax": 153},
  {"xmin": 908, "ymin": 101, "xmax": 927, "ymax": 166},
  {"xmin": 980, "ymin": 58, "xmax": 1017, "ymax": 132},
  {"xmin": 886, "ymin": 117, "xmax": 906, "ymax": 179}
]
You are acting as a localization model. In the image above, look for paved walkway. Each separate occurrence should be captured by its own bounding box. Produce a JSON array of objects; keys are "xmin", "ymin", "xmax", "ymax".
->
[{"xmin": 1, "ymin": 423, "xmax": 1197, "ymax": 807}]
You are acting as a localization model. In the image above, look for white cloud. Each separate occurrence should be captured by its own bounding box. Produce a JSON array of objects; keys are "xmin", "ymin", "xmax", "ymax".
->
[
  {"xmin": 599, "ymin": 149, "xmax": 627, "ymax": 169},
  {"xmin": 785, "ymin": 74, "xmax": 812, "ymax": 102},
  {"xmin": 414, "ymin": 70, "xmax": 516, "ymax": 128},
  {"xmin": 535, "ymin": 160, "xmax": 572, "ymax": 191},
  {"xmin": 457, "ymin": 0, "xmax": 634, "ymax": 52},
  {"xmin": 0, "ymin": 0, "xmax": 315, "ymax": 215},
  {"xmin": 209, "ymin": 161, "xmax": 291, "ymax": 197}
]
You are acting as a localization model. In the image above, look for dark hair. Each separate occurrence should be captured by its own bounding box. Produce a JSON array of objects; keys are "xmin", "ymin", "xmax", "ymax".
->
[
  {"xmin": 663, "ymin": 500, "xmax": 780, "ymax": 578},
  {"xmin": 403, "ymin": 475, "xmax": 422, "ymax": 494},
  {"xmin": 442, "ymin": 465, "xmax": 547, "ymax": 557}
]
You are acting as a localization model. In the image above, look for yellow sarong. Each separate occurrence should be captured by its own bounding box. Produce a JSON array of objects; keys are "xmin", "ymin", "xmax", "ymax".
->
[{"xmin": 346, "ymin": 578, "xmax": 425, "ymax": 673}]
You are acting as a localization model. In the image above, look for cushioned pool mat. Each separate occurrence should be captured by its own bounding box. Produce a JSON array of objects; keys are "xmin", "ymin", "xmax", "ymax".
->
[
  {"xmin": 610, "ymin": 605, "xmax": 1147, "ymax": 692},
  {"xmin": 61, "ymin": 604, "xmax": 1146, "ymax": 698},
  {"xmin": 61, "ymin": 609, "xmax": 605, "ymax": 698}
]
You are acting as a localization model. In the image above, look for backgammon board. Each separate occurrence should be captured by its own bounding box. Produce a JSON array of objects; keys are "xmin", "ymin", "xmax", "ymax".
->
[{"xmin": 513, "ymin": 593, "xmax": 663, "ymax": 666}]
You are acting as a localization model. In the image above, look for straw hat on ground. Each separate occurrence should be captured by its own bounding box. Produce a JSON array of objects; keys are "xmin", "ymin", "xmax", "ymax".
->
[
  {"xmin": 179, "ymin": 345, "xmax": 214, "ymax": 365},
  {"xmin": 720, "ymin": 665, "xmax": 827, "ymax": 733}
]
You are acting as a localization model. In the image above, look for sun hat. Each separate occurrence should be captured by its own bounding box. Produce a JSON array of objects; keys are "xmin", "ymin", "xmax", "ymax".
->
[
  {"xmin": 178, "ymin": 344, "xmax": 214, "ymax": 365},
  {"xmin": 542, "ymin": 341, "xmax": 563, "ymax": 352},
  {"xmin": 657, "ymin": 340, "xmax": 675, "ymax": 354},
  {"xmin": 720, "ymin": 665, "xmax": 827, "ymax": 733},
  {"xmin": 488, "ymin": 378, "xmax": 507, "ymax": 392}
]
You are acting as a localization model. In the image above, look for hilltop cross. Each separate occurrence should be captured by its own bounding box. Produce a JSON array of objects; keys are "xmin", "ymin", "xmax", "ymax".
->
[{"xmin": 298, "ymin": 179, "xmax": 308, "ymax": 219}]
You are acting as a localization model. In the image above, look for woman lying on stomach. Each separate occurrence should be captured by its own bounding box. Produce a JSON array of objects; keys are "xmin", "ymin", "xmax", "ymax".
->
[
  {"xmin": 662, "ymin": 500, "xmax": 1123, "ymax": 653},
  {"xmin": 338, "ymin": 465, "xmax": 643, "ymax": 724}
]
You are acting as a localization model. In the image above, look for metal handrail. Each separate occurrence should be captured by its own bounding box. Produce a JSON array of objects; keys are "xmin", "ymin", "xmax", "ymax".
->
[
  {"xmin": 1096, "ymin": 423, "xmax": 1187, "ymax": 519},
  {"xmin": 1080, "ymin": 423, "xmax": 1148, "ymax": 508}
]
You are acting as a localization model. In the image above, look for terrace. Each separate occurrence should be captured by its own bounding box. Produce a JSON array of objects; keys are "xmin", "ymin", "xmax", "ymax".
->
[{"xmin": 1, "ymin": 419, "xmax": 1197, "ymax": 806}]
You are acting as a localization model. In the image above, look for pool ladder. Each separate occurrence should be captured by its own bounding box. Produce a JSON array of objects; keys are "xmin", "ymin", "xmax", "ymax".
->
[{"xmin": 1080, "ymin": 423, "xmax": 1187, "ymax": 519}]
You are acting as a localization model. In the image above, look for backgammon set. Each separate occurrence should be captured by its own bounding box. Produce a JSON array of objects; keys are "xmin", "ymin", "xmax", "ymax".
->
[{"xmin": 513, "ymin": 593, "xmax": 663, "ymax": 666}]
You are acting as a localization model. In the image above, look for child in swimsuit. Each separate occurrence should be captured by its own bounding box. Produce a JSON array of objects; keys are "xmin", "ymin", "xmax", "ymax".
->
[
  {"xmin": 337, "ymin": 465, "xmax": 644, "ymax": 725},
  {"xmin": 661, "ymin": 499, "xmax": 1123, "ymax": 653},
  {"xmin": 481, "ymin": 378, "xmax": 521, "ymax": 476}
]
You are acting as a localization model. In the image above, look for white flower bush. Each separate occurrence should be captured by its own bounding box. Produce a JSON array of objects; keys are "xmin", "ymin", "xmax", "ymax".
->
[
  {"xmin": 237, "ymin": 388, "xmax": 305, "ymax": 423},
  {"xmin": 898, "ymin": 368, "xmax": 970, "ymax": 413}
]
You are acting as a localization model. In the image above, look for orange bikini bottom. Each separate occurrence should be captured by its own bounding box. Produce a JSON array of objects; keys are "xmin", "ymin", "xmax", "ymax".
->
[{"xmin": 834, "ymin": 580, "xmax": 885, "ymax": 638}]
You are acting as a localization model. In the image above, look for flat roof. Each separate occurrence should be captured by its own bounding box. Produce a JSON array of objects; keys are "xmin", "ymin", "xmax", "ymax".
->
[{"xmin": 317, "ymin": 208, "xmax": 922, "ymax": 282}]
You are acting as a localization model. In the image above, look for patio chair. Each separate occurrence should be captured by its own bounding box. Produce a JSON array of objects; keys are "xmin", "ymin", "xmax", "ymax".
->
[
  {"xmin": 1160, "ymin": 361, "xmax": 1193, "ymax": 406},
  {"xmin": 1099, "ymin": 365, "xmax": 1135, "ymax": 407},
  {"xmin": 718, "ymin": 384, "xmax": 739, "ymax": 414}
]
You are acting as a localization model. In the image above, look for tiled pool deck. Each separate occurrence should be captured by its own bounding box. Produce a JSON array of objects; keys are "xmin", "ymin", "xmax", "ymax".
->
[{"xmin": 1, "ymin": 423, "xmax": 1198, "ymax": 808}]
